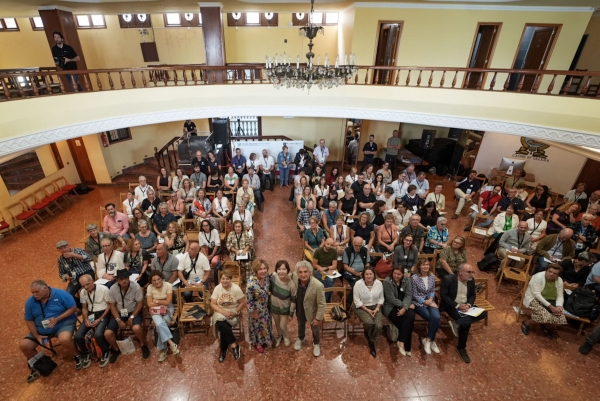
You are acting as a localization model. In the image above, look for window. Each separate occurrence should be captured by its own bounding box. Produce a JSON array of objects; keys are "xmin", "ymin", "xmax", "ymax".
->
[
  {"xmin": 105, "ymin": 128, "xmax": 132, "ymax": 144},
  {"xmin": 292, "ymin": 12, "xmax": 338, "ymax": 26},
  {"xmin": 75, "ymin": 14, "xmax": 106, "ymax": 29},
  {"xmin": 163, "ymin": 13, "xmax": 202, "ymax": 27},
  {"xmin": 118, "ymin": 14, "xmax": 152, "ymax": 28},
  {"xmin": 0, "ymin": 18, "xmax": 19, "ymax": 31},
  {"xmin": 227, "ymin": 13, "xmax": 278, "ymax": 27},
  {"xmin": 29, "ymin": 17, "xmax": 44, "ymax": 31},
  {"xmin": 229, "ymin": 116, "xmax": 260, "ymax": 137}
]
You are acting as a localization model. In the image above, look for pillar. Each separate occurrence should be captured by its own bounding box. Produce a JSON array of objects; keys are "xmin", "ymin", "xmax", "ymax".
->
[{"xmin": 199, "ymin": 3, "xmax": 226, "ymax": 84}]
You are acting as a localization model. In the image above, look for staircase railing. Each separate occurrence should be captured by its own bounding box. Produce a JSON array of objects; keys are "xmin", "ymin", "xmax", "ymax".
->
[{"xmin": 154, "ymin": 136, "xmax": 181, "ymax": 171}]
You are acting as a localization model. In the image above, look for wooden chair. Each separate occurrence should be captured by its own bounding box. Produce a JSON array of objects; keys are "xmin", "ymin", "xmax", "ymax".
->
[
  {"xmin": 128, "ymin": 183, "xmax": 138, "ymax": 191},
  {"xmin": 42, "ymin": 182, "xmax": 71, "ymax": 206},
  {"xmin": 420, "ymin": 250, "xmax": 441, "ymax": 285},
  {"xmin": 321, "ymin": 287, "xmax": 348, "ymax": 339},
  {"xmin": 174, "ymin": 286, "xmax": 211, "ymax": 337},
  {"xmin": 181, "ymin": 218, "xmax": 199, "ymax": 241},
  {"xmin": 0, "ymin": 210, "xmax": 14, "ymax": 239},
  {"xmin": 20, "ymin": 193, "xmax": 54, "ymax": 221},
  {"xmin": 32, "ymin": 187, "xmax": 63, "ymax": 213},
  {"xmin": 52, "ymin": 176, "xmax": 79, "ymax": 202},
  {"xmin": 7, "ymin": 202, "xmax": 41, "ymax": 233},
  {"xmin": 467, "ymin": 213, "xmax": 492, "ymax": 247},
  {"xmin": 344, "ymin": 215, "xmax": 359, "ymax": 225},
  {"xmin": 216, "ymin": 217, "xmax": 228, "ymax": 244},
  {"xmin": 119, "ymin": 193, "xmax": 127, "ymax": 206},
  {"xmin": 474, "ymin": 277, "xmax": 495, "ymax": 326},
  {"xmin": 496, "ymin": 252, "xmax": 533, "ymax": 294},
  {"xmin": 219, "ymin": 261, "xmax": 242, "ymax": 287}
]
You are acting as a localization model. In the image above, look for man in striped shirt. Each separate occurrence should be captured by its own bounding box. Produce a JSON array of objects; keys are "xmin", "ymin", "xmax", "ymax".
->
[{"xmin": 56, "ymin": 240, "xmax": 94, "ymax": 307}]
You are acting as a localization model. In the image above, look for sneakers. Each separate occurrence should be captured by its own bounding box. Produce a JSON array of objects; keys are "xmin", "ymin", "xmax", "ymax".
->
[
  {"xmin": 449, "ymin": 321, "xmax": 459, "ymax": 338},
  {"xmin": 218, "ymin": 348, "xmax": 227, "ymax": 363},
  {"xmin": 294, "ymin": 338, "xmax": 304, "ymax": 351},
  {"xmin": 233, "ymin": 344, "xmax": 241, "ymax": 360},
  {"xmin": 275, "ymin": 336, "xmax": 283, "ymax": 348},
  {"xmin": 283, "ymin": 337, "xmax": 290, "ymax": 347},
  {"xmin": 430, "ymin": 341, "xmax": 441, "ymax": 354},
  {"xmin": 579, "ymin": 342, "xmax": 593, "ymax": 355},
  {"xmin": 27, "ymin": 370, "xmax": 40, "ymax": 383},
  {"xmin": 98, "ymin": 352, "xmax": 109, "ymax": 368},
  {"xmin": 456, "ymin": 347, "xmax": 471, "ymax": 364},
  {"xmin": 158, "ymin": 350, "xmax": 168, "ymax": 362},
  {"xmin": 141, "ymin": 345, "xmax": 150, "ymax": 359},
  {"xmin": 74, "ymin": 354, "xmax": 83, "ymax": 370},
  {"xmin": 170, "ymin": 343, "xmax": 180, "ymax": 356},
  {"xmin": 109, "ymin": 349, "xmax": 121, "ymax": 364},
  {"xmin": 313, "ymin": 344, "xmax": 321, "ymax": 357},
  {"xmin": 422, "ymin": 338, "xmax": 432, "ymax": 355}
]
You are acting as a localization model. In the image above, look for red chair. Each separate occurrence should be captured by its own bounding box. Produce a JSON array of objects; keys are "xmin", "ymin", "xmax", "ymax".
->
[
  {"xmin": 33, "ymin": 187, "xmax": 63, "ymax": 213},
  {"xmin": 20, "ymin": 193, "xmax": 54, "ymax": 221},
  {"xmin": 42, "ymin": 183, "xmax": 71, "ymax": 206},
  {"xmin": 0, "ymin": 211, "xmax": 14, "ymax": 239},
  {"xmin": 53, "ymin": 176, "xmax": 79, "ymax": 201},
  {"xmin": 7, "ymin": 203, "xmax": 41, "ymax": 233}
]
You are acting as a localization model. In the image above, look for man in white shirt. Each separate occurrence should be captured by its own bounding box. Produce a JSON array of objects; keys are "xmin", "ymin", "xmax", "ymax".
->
[
  {"xmin": 96, "ymin": 238, "xmax": 125, "ymax": 288},
  {"xmin": 243, "ymin": 166, "xmax": 264, "ymax": 211},
  {"xmin": 74, "ymin": 274, "xmax": 112, "ymax": 369},
  {"xmin": 177, "ymin": 243, "xmax": 211, "ymax": 299},
  {"xmin": 411, "ymin": 171, "xmax": 430, "ymax": 199},
  {"xmin": 314, "ymin": 139, "xmax": 329, "ymax": 175},
  {"xmin": 390, "ymin": 172, "xmax": 409, "ymax": 199},
  {"xmin": 258, "ymin": 149, "xmax": 275, "ymax": 192},
  {"xmin": 134, "ymin": 175, "xmax": 154, "ymax": 203}
]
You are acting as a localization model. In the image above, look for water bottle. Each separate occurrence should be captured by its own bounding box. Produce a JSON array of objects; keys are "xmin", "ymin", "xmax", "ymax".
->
[{"xmin": 194, "ymin": 276, "xmax": 200, "ymax": 286}]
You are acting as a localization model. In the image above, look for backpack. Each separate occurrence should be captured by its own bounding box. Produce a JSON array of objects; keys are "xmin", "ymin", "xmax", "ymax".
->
[
  {"xmin": 84, "ymin": 329, "xmax": 102, "ymax": 360},
  {"xmin": 477, "ymin": 253, "xmax": 500, "ymax": 272},
  {"xmin": 565, "ymin": 287, "xmax": 596, "ymax": 318},
  {"xmin": 331, "ymin": 305, "xmax": 349, "ymax": 322}
]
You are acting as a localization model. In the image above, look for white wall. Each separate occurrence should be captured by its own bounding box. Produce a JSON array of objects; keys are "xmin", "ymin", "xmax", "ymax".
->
[{"xmin": 473, "ymin": 132, "xmax": 586, "ymax": 194}]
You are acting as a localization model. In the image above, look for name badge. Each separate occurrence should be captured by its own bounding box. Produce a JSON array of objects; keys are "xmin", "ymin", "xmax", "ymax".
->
[
  {"xmin": 238, "ymin": 165, "xmax": 242, "ymax": 169},
  {"xmin": 119, "ymin": 308, "xmax": 128, "ymax": 318},
  {"xmin": 404, "ymin": 255, "xmax": 408, "ymax": 259},
  {"xmin": 412, "ymin": 206, "xmax": 418, "ymax": 212},
  {"xmin": 88, "ymin": 314, "xmax": 95, "ymax": 323},
  {"xmin": 466, "ymin": 189, "xmax": 472, "ymax": 194}
]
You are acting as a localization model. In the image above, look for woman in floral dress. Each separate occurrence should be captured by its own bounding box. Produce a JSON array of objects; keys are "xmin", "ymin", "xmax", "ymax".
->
[{"xmin": 246, "ymin": 258, "xmax": 273, "ymax": 352}]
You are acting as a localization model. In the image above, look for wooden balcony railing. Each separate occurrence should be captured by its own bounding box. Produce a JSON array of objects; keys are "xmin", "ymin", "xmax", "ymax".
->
[{"xmin": 1, "ymin": 64, "xmax": 599, "ymax": 101}]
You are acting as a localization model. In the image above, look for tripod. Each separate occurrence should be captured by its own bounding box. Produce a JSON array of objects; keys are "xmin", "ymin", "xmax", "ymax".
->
[{"xmin": 235, "ymin": 118, "xmax": 245, "ymax": 136}]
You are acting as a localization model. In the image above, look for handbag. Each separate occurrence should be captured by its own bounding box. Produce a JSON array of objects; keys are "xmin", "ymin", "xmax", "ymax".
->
[
  {"xmin": 331, "ymin": 305, "xmax": 349, "ymax": 322},
  {"xmin": 150, "ymin": 305, "xmax": 167, "ymax": 316},
  {"xmin": 25, "ymin": 338, "xmax": 57, "ymax": 377},
  {"xmin": 565, "ymin": 287, "xmax": 596, "ymax": 318},
  {"xmin": 375, "ymin": 258, "xmax": 393, "ymax": 279}
]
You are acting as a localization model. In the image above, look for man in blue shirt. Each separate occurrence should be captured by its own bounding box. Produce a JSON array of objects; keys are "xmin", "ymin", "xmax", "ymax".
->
[
  {"xmin": 20, "ymin": 280, "xmax": 77, "ymax": 382},
  {"xmin": 453, "ymin": 170, "xmax": 481, "ymax": 219},
  {"xmin": 232, "ymin": 147, "xmax": 247, "ymax": 177}
]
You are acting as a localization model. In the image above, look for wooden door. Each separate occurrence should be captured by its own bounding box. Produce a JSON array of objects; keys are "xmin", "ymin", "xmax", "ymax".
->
[
  {"xmin": 575, "ymin": 159, "xmax": 600, "ymax": 192},
  {"xmin": 519, "ymin": 26, "xmax": 559, "ymax": 92},
  {"xmin": 373, "ymin": 23, "xmax": 402, "ymax": 85},
  {"xmin": 67, "ymin": 137, "xmax": 96, "ymax": 184},
  {"xmin": 465, "ymin": 24, "xmax": 500, "ymax": 89}
]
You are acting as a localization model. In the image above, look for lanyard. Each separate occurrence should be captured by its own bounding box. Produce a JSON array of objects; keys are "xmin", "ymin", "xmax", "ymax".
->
[
  {"xmin": 434, "ymin": 193, "xmax": 441, "ymax": 206},
  {"xmin": 184, "ymin": 189, "xmax": 192, "ymax": 200},
  {"xmin": 517, "ymin": 234, "xmax": 525, "ymax": 249},
  {"xmin": 104, "ymin": 250, "xmax": 113, "ymax": 265},
  {"xmin": 170, "ymin": 200, "xmax": 178, "ymax": 210},
  {"xmin": 349, "ymin": 251, "xmax": 360, "ymax": 267},
  {"xmin": 139, "ymin": 185, "xmax": 148, "ymax": 197},
  {"xmin": 320, "ymin": 147, "xmax": 326, "ymax": 159},
  {"xmin": 235, "ymin": 233, "xmax": 242, "ymax": 249},
  {"xmin": 217, "ymin": 198, "xmax": 223, "ymax": 212},
  {"xmin": 203, "ymin": 230, "xmax": 213, "ymax": 245},
  {"xmin": 402, "ymin": 247, "xmax": 412, "ymax": 266},
  {"xmin": 552, "ymin": 240, "xmax": 564, "ymax": 256},
  {"xmin": 128, "ymin": 201, "xmax": 135, "ymax": 212},
  {"xmin": 158, "ymin": 255, "xmax": 168, "ymax": 272},
  {"xmin": 385, "ymin": 225, "xmax": 394, "ymax": 243},
  {"xmin": 574, "ymin": 193, "xmax": 582, "ymax": 202},
  {"xmin": 530, "ymin": 220, "xmax": 542, "ymax": 235},
  {"xmin": 87, "ymin": 286, "xmax": 96, "ymax": 313},
  {"xmin": 416, "ymin": 180, "xmax": 424, "ymax": 189},
  {"xmin": 396, "ymin": 181, "xmax": 405, "ymax": 192},
  {"xmin": 129, "ymin": 251, "xmax": 139, "ymax": 266},
  {"xmin": 484, "ymin": 192, "xmax": 493, "ymax": 209},
  {"xmin": 239, "ymin": 212, "xmax": 246, "ymax": 223},
  {"xmin": 119, "ymin": 286, "xmax": 129, "ymax": 309},
  {"xmin": 37, "ymin": 289, "xmax": 52, "ymax": 319},
  {"xmin": 337, "ymin": 226, "xmax": 344, "ymax": 242},
  {"xmin": 190, "ymin": 254, "xmax": 199, "ymax": 274},
  {"xmin": 436, "ymin": 228, "xmax": 445, "ymax": 244}
]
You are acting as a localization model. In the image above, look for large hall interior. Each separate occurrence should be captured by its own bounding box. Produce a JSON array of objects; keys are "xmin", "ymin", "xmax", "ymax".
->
[{"xmin": 1, "ymin": 0, "xmax": 600, "ymax": 400}]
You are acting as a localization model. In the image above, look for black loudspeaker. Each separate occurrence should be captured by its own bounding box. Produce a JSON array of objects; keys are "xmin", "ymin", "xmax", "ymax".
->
[
  {"xmin": 448, "ymin": 143, "xmax": 465, "ymax": 174},
  {"xmin": 420, "ymin": 130, "xmax": 436, "ymax": 149},
  {"xmin": 448, "ymin": 128, "xmax": 464, "ymax": 140},
  {"xmin": 213, "ymin": 119, "xmax": 229, "ymax": 145}
]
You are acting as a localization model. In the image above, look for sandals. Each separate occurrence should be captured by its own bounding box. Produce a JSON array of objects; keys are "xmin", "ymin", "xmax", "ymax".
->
[
  {"xmin": 542, "ymin": 326, "xmax": 553, "ymax": 339},
  {"xmin": 521, "ymin": 322, "xmax": 530, "ymax": 336}
]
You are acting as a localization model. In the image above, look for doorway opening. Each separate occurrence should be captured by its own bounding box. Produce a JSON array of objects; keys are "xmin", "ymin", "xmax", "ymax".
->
[
  {"xmin": 508, "ymin": 24, "xmax": 561, "ymax": 92},
  {"xmin": 464, "ymin": 23, "xmax": 501, "ymax": 89},
  {"xmin": 373, "ymin": 22, "xmax": 402, "ymax": 85}
]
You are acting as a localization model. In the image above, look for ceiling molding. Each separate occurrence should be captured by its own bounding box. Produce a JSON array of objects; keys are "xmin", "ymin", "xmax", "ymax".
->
[
  {"xmin": 38, "ymin": 5, "xmax": 74, "ymax": 13},
  {"xmin": 197, "ymin": 2, "xmax": 224, "ymax": 8},
  {"xmin": 2, "ymin": 106, "xmax": 599, "ymax": 157},
  {"xmin": 352, "ymin": 2, "xmax": 595, "ymax": 12}
]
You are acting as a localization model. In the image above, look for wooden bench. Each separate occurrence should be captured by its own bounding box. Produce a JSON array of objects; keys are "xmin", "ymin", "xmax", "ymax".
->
[{"xmin": 564, "ymin": 314, "xmax": 592, "ymax": 336}]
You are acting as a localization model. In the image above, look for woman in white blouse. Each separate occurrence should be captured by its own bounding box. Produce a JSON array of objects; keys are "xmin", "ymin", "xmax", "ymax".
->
[
  {"xmin": 488, "ymin": 205, "xmax": 519, "ymax": 238},
  {"xmin": 171, "ymin": 168, "xmax": 189, "ymax": 191},
  {"xmin": 331, "ymin": 215, "xmax": 349, "ymax": 256},
  {"xmin": 388, "ymin": 201, "xmax": 413, "ymax": 230},
  {"xmin": 424, "ymin": 183, "xmax": 446, "ymax": 212},
  {"xmin": 212, "ymin": 189, "xmax": 231, "ymax": 220},
  {"xmin": 198, "ymin": 219, "xmax": 221, "ymax": 273},
  {"xmin": 353, "ymin": 266, "xmax": 384, "ymax": 358},
  {"xmin": 345, "ymin": 166, "xmax": 359, "ymax": 186},
  {"xmin": 314, "ymin": 177, "xmax": 329, "ymax": 199},
  {"xmin": 122, "ymin": 190, "xmax": 139, "ymax": 220},
  {"xmin": 223, "ymin": 166, "xmax": 239, "ymax": 194},
  {"xmin": 526, "ymin": 208, "xmax": 548, "ymax": 252},
  {"xmin": 177, "ymin": 178, "xmax": 195, "ymax": 204},
  {"xmin": 232, "ymin": 202, "xmax": 253, "ymax": 233}
]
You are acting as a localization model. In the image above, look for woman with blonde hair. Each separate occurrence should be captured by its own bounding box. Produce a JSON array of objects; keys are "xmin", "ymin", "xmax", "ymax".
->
[
  {"xmin": 177, "ymin": 178, "xmax": 195, "ymax": 204},
  {"xmin": 163, "ymin": 221, "xmax": 189, "ymax": 255},
  {"xmin": 547, "ymin": 202, "xmax": 580, "ymax": 235},
  {"xmin": 246, "ymin": 259, "xmax": 274, "ymax": 353}
]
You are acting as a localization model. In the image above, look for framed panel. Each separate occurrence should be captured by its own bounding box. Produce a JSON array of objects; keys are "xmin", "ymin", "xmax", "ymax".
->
[{"xmin": 106, "ymin": 128, "xmax": 132, "ymax": 144}]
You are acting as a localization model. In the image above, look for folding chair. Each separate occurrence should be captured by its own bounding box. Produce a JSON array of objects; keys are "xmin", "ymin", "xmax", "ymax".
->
[
  {"xmin": 219, "ymin": 261, "xmax": 242, "ymax": 287},
  {"xmin": 174, "ymin": 286, "xmax": 211, "ymax": 337},
  {"xmin": 53, "ymin": 176, "xmax": 79, "ymax": 202},
  {"xmin": 496, "ymin": 252, "xmax": 533, "ymax": 293},
  {"xmin": 20, "ymin": 193, "xmax": 54, "ymax": 221},
  {"xmin": 0, "ymin": 210, "xmax": 14, "ymax": 239},
  {"xmin": 321, "ymin": 287, "xmax": 348, "ymax": 339},
  {"xmin": 128, "ymin": 183, "xmax": 138, "ymax": 191},
  {"xmin": 33, "ymin": 187, "xmax": 63, "ymax": 213},
  {"xmin": 467, "ymin": 213, "xmax": 493, "ymax": 248},
  {"xmin": 474, "ymin": 277, "xmax": 495, "ymax": 326},
  {"xmin": 42, "ymin": 182, "xmax": 71, "ymax": 206},
  {"xmin": 7, "ymin": 202, "xmax": 41, "ymax": 233}
]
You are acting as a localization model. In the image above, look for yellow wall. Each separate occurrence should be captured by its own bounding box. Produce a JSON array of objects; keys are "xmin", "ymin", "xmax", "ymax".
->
[
  {"xmin": 338, "ymin": 7, "xmax": 355, "ymax": 59},
  {"xmin": 81, "ymin": 134, "xmax": 111, "ymax": 184},
  {"xmin": 35, "ymin": 144, "xmax": 59, "ymax": 177},
  {"xmin": 352, "ymin": 8, "xmax": 591, "ymax": 68},
  {"xmin": 261, "ymin": 117, "xmax": 346, "ymax": 160},
  {"xmin": 0, "ymin": 18, "xmax": 53, "ymax": 68},
  {"xmin": 224, "ymin": 14, "xmax": 338, "ymax": 64},
  {"xmin": 0, "ymin": 141, "xmax": 79, "ymax": 229},
  {"xmin": 577, "ymin": 14, "xmax": 600, "ymax": 72}
]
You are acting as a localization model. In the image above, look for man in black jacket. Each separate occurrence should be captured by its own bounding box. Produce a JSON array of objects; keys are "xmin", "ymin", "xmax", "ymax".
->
[{"xmin": 440, "ymin": 263, "xmax": 487, "ymax": 364}]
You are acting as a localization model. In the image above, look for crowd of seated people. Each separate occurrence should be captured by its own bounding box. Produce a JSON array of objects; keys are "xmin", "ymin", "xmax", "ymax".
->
[{"xmin": 19, "ymin": 137, "xmax": 600, "ymax": 384}]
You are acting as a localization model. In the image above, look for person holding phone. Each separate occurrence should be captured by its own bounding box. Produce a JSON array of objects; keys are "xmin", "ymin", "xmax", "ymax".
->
[{"xmin": 51, "ymin": 31, "xmax": 82, "ymax": 91}]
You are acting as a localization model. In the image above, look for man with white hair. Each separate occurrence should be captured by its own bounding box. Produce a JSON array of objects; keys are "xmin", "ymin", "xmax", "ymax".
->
[
  {"xmin": 134, "ymin": 175, "xmax": 154, "ymax": 202},
  {"xmin": 291, "ymin": 261, "xmax": 326, "ymax": 357},
  {"xmin": 314, "ymin": 138, "xmax": 329, "ymax": 175}
]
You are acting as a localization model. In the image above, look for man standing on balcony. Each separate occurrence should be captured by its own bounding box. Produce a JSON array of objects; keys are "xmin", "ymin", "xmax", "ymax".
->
[
  {"xmin": 314, "ymin": 139, "xmax": 329, "ymax": 175},
  {"xmin": 385, "ymin": 130, "xmax": 402, "ymax": 173},
  {"xmin": 183, "ymin": 120, "xmax": 197, "ymax": 137},
  {"xmin": 258, "ymin": 149, "xmax": 275, "ymax": 192},
  {"xmin": 51, "ymin": 31, "xmax": 82, "ymax": 92}
]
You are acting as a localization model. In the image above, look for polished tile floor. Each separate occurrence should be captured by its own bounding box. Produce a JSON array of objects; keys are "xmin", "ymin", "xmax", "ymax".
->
[{"xmin": 1, "ymin": 181, "xmax": 598, "ymax": 401}]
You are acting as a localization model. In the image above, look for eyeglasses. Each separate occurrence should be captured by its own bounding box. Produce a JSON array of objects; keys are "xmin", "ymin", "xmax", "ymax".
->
[{"xmin": 464, "ymin": 271, "xmax": 475, "ymax": 274}]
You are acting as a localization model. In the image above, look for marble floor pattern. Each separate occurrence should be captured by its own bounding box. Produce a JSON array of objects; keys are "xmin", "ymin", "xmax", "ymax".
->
[{"xmin": 0, "ymin": 180, "xmax": 598, "ymax": 401}]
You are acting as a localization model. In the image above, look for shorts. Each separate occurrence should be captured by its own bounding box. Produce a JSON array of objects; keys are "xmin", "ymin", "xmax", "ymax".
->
[
  {"xmin": 26, "ymin": 318, "xmax": 77, "ymax": 341},
  {"xmin": 106, "ymin": 312, "xmax": 143, "ymax": 333}
]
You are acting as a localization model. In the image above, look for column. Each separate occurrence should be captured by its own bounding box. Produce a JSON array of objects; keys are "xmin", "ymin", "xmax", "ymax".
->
[
  {"xmin": 199, "ymin": 3, "xmax": 226, "ymax": 84},
  {"xmin": 39, "ymin": 8, "xmax": 89, "ymax": 92}
]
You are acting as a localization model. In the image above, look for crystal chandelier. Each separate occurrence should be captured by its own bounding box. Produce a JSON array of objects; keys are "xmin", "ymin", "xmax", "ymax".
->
[{"xmin": 264, "ymin": 0, "xmax": 357, "ymax": 91}]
